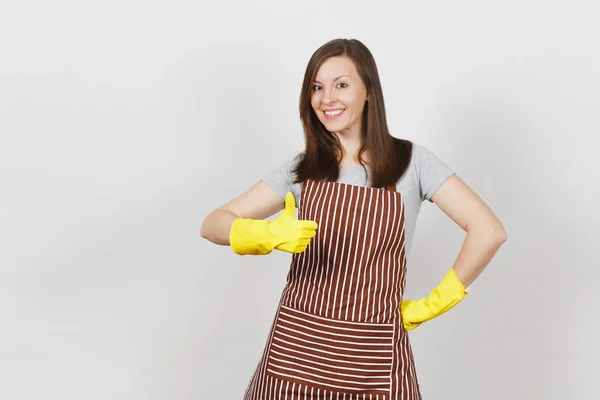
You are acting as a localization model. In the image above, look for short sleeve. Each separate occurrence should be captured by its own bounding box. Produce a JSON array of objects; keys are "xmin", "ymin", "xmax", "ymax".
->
[
  {"xmin": 414, "ymin": 143, "xmax": 455, "ymax": 203},
  {"xmin": 260, "ymin": 154, "xmax": 302, "ymax": 207}
]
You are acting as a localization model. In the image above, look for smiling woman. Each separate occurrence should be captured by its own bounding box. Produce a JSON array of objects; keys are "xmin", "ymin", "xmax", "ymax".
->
[
  {"xmin": 311, "ymin": 67, "xmax": 364, "ymax": 131},
  {"xmin": 295, "ymin": 41, "xmax": 408, "ymax": 185},
  {"xmin": 200, "ymin": 37, "xmax": 506, "ymax": 400}
]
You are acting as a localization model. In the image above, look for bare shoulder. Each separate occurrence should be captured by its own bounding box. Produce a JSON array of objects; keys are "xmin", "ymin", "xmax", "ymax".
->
[
  {"xmin": 217, "ymin": 180, "xmax": 285, "ymax": 220},
  {"xmin": 431, "ymin": 174, "xmax": 507, "ymax": 238}
]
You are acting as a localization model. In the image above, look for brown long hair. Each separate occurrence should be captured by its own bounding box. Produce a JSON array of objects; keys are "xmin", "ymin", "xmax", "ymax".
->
[{"xmin": 293, "ymin": 38, "xmax": 412, "ymax": 189}]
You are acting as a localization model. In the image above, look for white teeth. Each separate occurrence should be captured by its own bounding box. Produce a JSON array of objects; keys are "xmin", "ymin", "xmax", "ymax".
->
[{"xmin": 325, "ymin": 109, "xmax": 344, "ymax": 116}]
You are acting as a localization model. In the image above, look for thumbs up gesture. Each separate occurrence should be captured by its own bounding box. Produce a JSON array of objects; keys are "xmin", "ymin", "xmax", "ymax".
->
[
  {"xmin": 229, "ymin": 192, "xmax": 318, "ymax": 255},
  {"xmin": 269, "ymin": 192, "xmax": 318, "ymax": 253}
]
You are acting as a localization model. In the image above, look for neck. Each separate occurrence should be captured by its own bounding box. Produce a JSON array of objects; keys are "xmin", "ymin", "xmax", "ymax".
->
[
  {"xmin": 337, "ymin": 144, "xmax": 370, "ymax": 167},
  {"xmin": 334, "ymin": 126, "xmax": 364, "ymax": 164}
]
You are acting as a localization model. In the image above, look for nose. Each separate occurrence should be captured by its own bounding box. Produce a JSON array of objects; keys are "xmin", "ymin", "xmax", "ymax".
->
[{"xmin": 321, "ymin": 86, "xmax": 337, "ymax": 105}]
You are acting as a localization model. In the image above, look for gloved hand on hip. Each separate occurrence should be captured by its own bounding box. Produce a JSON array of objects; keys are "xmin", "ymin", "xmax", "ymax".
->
[
  {"xmin": 230, "ymin": 192, "xmax": 318, "ymax": 255},
  {"xmin": 400, "ymin": 268, "xmax": 469, "ymax": 330}
]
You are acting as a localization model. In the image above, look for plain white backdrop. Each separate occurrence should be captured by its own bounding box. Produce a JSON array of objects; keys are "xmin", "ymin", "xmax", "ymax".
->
[{"xmin": 1, "ymin": 1, "xmax": 599, "ymax": 399}]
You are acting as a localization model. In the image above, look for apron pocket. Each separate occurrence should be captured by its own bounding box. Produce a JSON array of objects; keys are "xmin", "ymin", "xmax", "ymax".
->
[{"xmin": 266, "ymin": 304, "xmax": 394, "ymax": 397}]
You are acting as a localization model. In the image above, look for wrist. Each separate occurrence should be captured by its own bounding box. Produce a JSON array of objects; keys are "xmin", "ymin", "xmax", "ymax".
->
[
  {"xmin": 445, "ymin": 268, "xmax": 469, "ymax": 296},
  {"xmin": 230, "ymin": 218, "xmax": 274, "ymax": 255}
]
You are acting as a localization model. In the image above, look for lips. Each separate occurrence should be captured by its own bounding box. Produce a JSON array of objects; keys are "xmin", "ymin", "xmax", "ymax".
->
[{"xmin": 323, "ymin": 108, "xmax": 346, "ymax": 120}]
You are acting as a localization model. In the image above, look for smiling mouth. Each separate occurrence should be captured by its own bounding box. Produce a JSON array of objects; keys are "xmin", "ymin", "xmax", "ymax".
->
[{"xmin": 324, "ymin": 109, "xmax": 346, "ymax": 118}]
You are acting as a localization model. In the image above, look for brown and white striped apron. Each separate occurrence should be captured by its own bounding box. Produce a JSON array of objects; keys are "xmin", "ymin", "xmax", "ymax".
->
[{"xmin": 244, "ymin": 178, "xmax": 421, "ymax": 400}]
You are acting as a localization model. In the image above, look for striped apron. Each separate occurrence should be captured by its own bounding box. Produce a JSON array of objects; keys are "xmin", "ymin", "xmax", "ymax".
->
[{"xmin": 244, "ymin": 178, "xmax": 421, "ymax": 399}]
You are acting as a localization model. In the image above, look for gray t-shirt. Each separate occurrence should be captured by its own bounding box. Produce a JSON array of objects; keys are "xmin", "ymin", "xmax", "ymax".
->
[{"xmin": 260, "ymin": 142, "xmax": 455, "ymax": 262}]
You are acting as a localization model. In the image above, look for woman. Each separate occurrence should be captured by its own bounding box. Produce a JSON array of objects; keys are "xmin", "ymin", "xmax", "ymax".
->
[{"xmin": 201, "ymin": 38, "xmax": 507, "ymax": 400}]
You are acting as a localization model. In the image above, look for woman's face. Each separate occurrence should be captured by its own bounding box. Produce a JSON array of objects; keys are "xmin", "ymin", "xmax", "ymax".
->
[{"xmin": 310, "ymin": 56, "xmax": 369, "ymax": 137}]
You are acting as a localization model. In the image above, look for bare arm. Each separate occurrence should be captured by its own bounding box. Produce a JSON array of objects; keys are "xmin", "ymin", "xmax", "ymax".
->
[
  {"xmin": 200, "ymin": 181, "xmax": 285, "ymax": 246},
  {"xmin": 431, "ymin": 174, "xmax": 507, "ymax": 288}
]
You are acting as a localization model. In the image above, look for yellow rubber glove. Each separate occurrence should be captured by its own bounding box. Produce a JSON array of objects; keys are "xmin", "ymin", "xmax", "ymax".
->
[
  {"xmin": 400, "ymin": 268, "xmax": 469, "ymax": 330},
  {"xmin": 229, "ymin": 192, "xmax": 318, "ymax": 255}
]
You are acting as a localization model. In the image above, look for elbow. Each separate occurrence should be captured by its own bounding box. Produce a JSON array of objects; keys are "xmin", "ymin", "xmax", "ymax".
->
[
  {"xmin": 468, "ymin": 223, "xmax": 507, "ymax": 244},
  {"xmin": 495, "ymin": 229, "xmax": 507, "ymax": 244},
  {"xmin": 494, "ymin": 220, "xmax": 508, "ymax": 243},
  {"xmin": 200, "ymin": 215, "xmax": 211, "ymax": 239},
  {"xmin": 199, "ymin": 209, "xmax": 227, "ymax": 241},
  {"xmin": 490, "ymin": 224, "xmax": 507, "ymax": 244}
]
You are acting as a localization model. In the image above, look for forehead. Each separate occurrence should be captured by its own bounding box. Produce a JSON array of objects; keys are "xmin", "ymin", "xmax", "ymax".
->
[{"xmin": 314, "ymin": 56, "xmax": 358, "ymax": 81}]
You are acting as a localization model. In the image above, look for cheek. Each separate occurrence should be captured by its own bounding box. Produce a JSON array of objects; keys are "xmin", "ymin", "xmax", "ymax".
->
[
  {"xmin": 310, "ymin": 95, "xmax": 320, "ymax": 112},
  {"xmin": 335, "ymin": 92, "xmax": 355, "ymax": 105},
  {"xmin": 348, "ymin": 94, "xmax": 365, "ymax": 109}
]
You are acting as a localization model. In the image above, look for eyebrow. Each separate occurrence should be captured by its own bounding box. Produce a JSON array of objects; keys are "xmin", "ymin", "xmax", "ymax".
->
[{"xmin": 313, "ymin": 75, "xmax": 350, "ymax": 84}]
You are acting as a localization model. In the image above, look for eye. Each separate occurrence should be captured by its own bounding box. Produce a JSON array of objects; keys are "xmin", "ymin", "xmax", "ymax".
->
[{"xmin": 312, "ymin": 82, "xmax": 347, "ymax": 91}]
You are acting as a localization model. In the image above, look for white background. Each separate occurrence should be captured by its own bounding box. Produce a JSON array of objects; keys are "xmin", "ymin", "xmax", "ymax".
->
[{"xmin": 1, "ymin": 1, "xmax": 599, "ymax": 399}]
